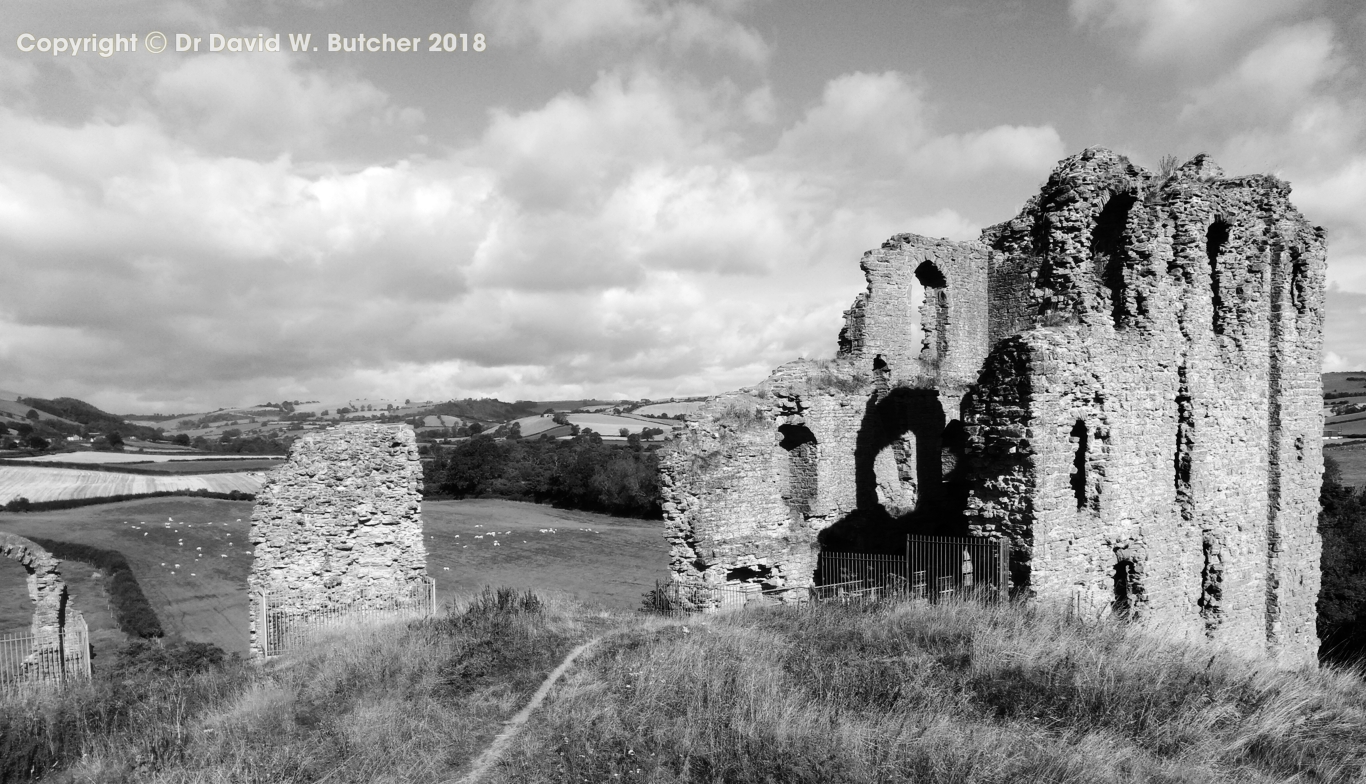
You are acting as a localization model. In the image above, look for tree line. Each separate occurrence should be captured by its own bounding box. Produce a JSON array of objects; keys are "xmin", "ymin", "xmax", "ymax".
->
[
  {"xmin": 424, "ymin": 431, "xmax": 662, "ymax": 518},
  {"xmin": 1319, "ymin": 455, "xmax": 1366, "ymax": 664}
]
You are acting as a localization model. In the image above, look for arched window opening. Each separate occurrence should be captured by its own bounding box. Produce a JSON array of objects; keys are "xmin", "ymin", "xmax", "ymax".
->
[
  {"xmin": 1070, "ymin": 420, "xmax": 1088, "ymax": 512},
  {"xmin": 914, "ymin": 261, "xmax": 949, "ymax": 363},
  {"xmin": 1207, "ymin": 219, "xmax": 1230, "ymax": 335},
  {"xmin": 915, "ymin": 261, "xmax": 947, "ymax": 289},
  {"xmin": 778, "ymin": 424, "xmax": 817, "ymax": 451},
  {"xmin": 778, "ymin": 424, "xmax": 818, "ymax": 517},
  {"xmin": 1093, "ymin": 192, "xmax": 1137, "ymax": 328}
]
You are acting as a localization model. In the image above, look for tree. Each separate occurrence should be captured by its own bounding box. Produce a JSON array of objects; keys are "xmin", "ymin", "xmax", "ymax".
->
[
  {"xmin": 25, "ymin": 409, "xmax": 40, "ymax": 422},
  {"xmin": 27, "ymin": 436, "xmax": 49, "ymax": 450},
  {"xmin": 108, "ymin": 431, "xmax": 124, "ymax": 449},
  {"xmin": 467, "ymin": 422, "xmax": 483, "ymax": 436},
  {"xmin": 173, "ymin": 433, "xmax": 191, "ymax": 446},
  {"xmin": 619, "ymin": 427, "xmax": 631, "ymax": 438},
  {"xmin": 16, "ymin": 423, "xmax": 33, "ymax": 438},
  {"xmin": 0, "ymin": 422, "xmax": 8, "ymax": 435},
  {"xmin": 1319, "ymin": 455, "xmax": 1366, "ymax": 664},
  {"xmin": 508, "ymin": 422, "xmax": 522, "ymax": 440},
  {"xmin": 543, "ymin": 408, "xmax": 555, "ymax": 417},
  {"xmin": 441, "ymin": 435, "xmax": 506, "ymax": 497},
  {"xmin": 192, "ymin": 436, "xmax": 209, "ymax": 451}
]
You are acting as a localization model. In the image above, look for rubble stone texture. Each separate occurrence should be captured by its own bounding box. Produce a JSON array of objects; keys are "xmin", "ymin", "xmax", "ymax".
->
[
  {"xmin": 0, "ymin": 531, "xmax": 83, "ymax": 679},
  {"xmin": 248, "ymin": 423, "xmax": 427, "ymax": 658},
  {"xmin": 661, "ymin": 148, "xmax": 1326, "ymax": 665}
]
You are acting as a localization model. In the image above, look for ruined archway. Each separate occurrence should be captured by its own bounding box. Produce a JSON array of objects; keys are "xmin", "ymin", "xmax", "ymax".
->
[{"xmin": 0, "ymin": 532, "xmax": 72, "ymax": 679}]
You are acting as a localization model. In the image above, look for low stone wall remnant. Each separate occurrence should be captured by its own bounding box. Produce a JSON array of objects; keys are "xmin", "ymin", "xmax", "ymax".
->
[{"xmin": 248, "ymin": 423, "xmax": 427, "ymax": 658}]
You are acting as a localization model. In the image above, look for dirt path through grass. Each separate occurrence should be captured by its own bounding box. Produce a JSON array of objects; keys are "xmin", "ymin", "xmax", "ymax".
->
[{"xmin": 448, "ymin": 634, "xmax": 607, "ymax": 784}]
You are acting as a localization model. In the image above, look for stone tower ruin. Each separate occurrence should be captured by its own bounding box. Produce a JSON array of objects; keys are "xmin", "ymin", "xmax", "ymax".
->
[
  {"xmin": 248, "ymin": 423, "xmax": 428, "ymax": 658},
  {"xmin": 660, "ymin": 148, "xmax": 1326, "ymax": 665}
]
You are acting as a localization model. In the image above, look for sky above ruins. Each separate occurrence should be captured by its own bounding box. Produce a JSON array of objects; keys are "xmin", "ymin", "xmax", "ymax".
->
[{"xmin": 2, "ymin": 0, "xmax": 1365, "ymax": 412}]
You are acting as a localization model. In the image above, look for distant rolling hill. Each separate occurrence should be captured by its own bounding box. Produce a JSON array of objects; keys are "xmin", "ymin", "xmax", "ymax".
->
[{"xmin": 19, "ymin": 396, "xmax": 164, "ymax": 440}]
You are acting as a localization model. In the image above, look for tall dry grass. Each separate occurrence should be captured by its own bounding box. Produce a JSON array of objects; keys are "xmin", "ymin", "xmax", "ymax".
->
[
  {"xmin": 1, "ymin": 587, "xmax": 599, "ymax": 783},
  {"xmin": 6, "ymin": 593, "xmax": 1364, "ymax": 783},
  {"xmin": 493, "ymin": 598, "xmax": 1366, "ymax": 783}
]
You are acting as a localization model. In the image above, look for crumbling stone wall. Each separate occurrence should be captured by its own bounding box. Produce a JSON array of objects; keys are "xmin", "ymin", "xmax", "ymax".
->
[
  {"xmin": 1, "ymin": 532, "xmax": 82, "ymax": 679},
  {"xmin": 248, "ymin": 423, "xmax": 427, "ymax": 657},
  {"xmin": 662, "ymin": 148, "xmax": 1325, "ymax": 665}
]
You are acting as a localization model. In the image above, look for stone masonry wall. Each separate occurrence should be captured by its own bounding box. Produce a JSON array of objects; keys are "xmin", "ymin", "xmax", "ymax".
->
[
  {"xmin": 248, "ymin": 423, "xmax": 427, "ymax": 657},
  {"xmin": 0, "ymin": 531, "xmax": 83, "ymax": 679},
  {"xmin": 964, "ymin": 149, "xmax": 1325, "ymax": 665},
  {"xmin": 662, "ymin": 148, "xmax": 1325, "ymax": 666}
]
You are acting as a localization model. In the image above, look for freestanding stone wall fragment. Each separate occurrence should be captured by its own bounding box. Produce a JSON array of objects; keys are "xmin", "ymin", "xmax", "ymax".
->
[
  {"xmin": 662, "ymin": 148, "xmax": 1325, "ymax": 666},
  {"xmin": 0, "ymin": 531, "xmax": 83, "ymax": 680},
  {"xmin": 248, "ymin": 423, "xmax": 427, "ymax": 658}
]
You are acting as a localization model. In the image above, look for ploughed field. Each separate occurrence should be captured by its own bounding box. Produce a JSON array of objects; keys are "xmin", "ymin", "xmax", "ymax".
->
[
  {"xmin": 0, "ymin": 497, "xmax": 668, "ymax": 655},
  {"xmin": 0, "ymin": 465, "xmax": 267, "ymax": 504}
]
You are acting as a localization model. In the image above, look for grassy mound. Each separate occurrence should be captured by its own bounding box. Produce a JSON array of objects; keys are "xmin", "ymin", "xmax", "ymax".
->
[
  {"xmin": 496, "ymin": 599, "xmax": 1366, "ymax": 784},
  {"xmin": 4, "ymin": 594, "xmax": 1364, "ymax": 783}
]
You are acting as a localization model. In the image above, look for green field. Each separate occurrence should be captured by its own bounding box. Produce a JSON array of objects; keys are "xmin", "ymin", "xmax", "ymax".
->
[
  {"xmin": 1327, "ymin": 439, "xmax": 1366, "ymax": 490},
  {"xmin": 0, "ymin": 497, "xmax": 668, "ymax": 656}
]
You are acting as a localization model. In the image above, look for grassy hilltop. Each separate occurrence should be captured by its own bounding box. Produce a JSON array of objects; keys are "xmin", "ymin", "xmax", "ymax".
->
[{"xmin": 4, "ymin": 592, "xmax": 1365, "ymax": 783}]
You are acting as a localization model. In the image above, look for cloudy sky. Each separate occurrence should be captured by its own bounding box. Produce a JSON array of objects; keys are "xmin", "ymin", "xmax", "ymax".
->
[{"xmin": 2, "ymin": 0, "xmax": 1364, "ymax": 414}]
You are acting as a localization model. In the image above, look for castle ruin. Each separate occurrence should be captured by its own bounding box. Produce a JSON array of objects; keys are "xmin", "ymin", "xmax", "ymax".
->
[
  {"xmin": 248, "ymin": 423, "xmax": 428, "ymax": 658},
  {"xmin": 0, "ymin": 532, "xmax": 84, "ymax": 680},
  {"xmin": 660, "ymin": 148, "xmax": 1326, "ymax": 665}
]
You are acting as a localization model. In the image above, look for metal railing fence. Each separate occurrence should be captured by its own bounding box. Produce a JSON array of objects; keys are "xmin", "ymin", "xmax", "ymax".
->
[
  {"xmin": 1, "ymin": 615, "xmax": 91, "ymax": 691},
  {"xmin": 258, "ymin": 576, "xmax": 436, "ymax": 658},
  {"xmin": 819, "ymin": 535, "xmax": 1010, "ymax": 602},
  {"xmin": 646, "ymin": 535, "xmax": 1011, "ymax": 618}
]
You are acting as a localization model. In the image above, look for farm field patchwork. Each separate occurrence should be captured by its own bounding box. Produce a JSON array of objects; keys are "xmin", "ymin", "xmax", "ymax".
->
[
  {"xmin": 512, "ymin": 411, "xmax": 681, "ymax": 437},
  {"xmin": 0, "ymin": 465, "xmax": 266, "ymax": 504},
  {"xmin": 1323, "ymin": 372, "xmax": 1366, "ymax": 396},
  {"xmin": 11, "ymin": 452, "xmax": 273, "ymax": 464},
  {"xmin": 0, "ymin": 497, "xmax": 669, "ymax": 655},
  {"xmin": 632, "ymin": 401, "xmax": 703, "ymax": 417},
  {"xmin": 1327, "ymin": 418, "xmax": 1366, "ymax": 436}
]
